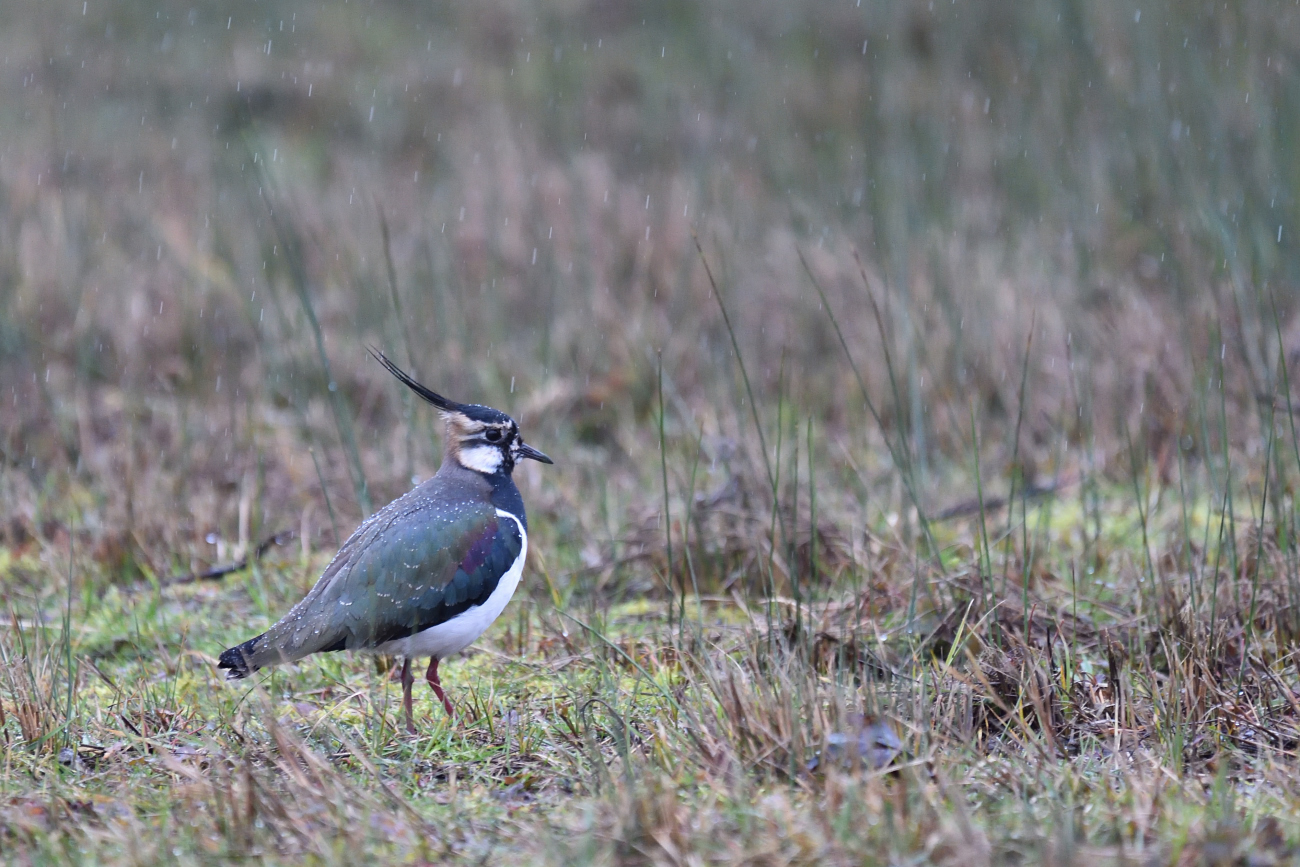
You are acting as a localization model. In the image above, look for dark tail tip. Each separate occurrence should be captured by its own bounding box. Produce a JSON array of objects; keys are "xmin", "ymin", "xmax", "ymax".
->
[{"xmin": 218, "ymin": 635, "xmax": 262, "ymax": 680}]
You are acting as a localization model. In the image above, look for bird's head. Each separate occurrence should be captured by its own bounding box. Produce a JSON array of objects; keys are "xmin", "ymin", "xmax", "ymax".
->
[{"xmin": 370, "ymin": 348, "xmax": 553, "ymax": 477}]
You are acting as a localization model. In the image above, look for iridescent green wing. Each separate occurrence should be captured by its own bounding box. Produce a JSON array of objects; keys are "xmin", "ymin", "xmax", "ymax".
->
[{"xmin": 265, "ymin": 492, "xmax": 520, "ymax": 657}]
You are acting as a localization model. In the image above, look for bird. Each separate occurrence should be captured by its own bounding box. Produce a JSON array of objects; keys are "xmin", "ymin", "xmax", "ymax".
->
[{"xmin": 218, "ymin": 348, "xmax": 553, "ymax": 733}]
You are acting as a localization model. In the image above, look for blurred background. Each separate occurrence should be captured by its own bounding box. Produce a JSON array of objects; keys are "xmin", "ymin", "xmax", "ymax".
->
[{"xmin": 0, "ymin": 0, "xmax": 1296, "ymax": 591}]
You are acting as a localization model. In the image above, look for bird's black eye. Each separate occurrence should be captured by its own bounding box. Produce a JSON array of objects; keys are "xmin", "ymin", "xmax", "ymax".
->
[{"xmin": 484, "ymin": 429, "xmax": 503, "ymax": 443}]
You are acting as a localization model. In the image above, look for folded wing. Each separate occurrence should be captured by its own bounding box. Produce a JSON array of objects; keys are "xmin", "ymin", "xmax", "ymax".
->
[{"xmin": 226, "ymin": 493, "xmax": 522, "ymax": 673}]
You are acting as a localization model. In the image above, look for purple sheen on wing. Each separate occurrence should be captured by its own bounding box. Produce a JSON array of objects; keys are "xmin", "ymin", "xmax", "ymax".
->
[{"xmin": 458, "ymin": 516, "xmax": 499, "ymax": 575}]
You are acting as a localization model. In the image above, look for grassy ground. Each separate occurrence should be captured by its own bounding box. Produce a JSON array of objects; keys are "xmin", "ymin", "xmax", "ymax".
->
[
  {"xmin": 9, "ymin": 475, "xmax": 1300, "ymax": 864},
  {"xmin": 5, "ymin": 0, "xmax": 1300, "ymax": 863}
]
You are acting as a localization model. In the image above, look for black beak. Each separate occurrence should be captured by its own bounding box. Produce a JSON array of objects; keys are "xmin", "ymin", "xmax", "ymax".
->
[{"xmin": 518, "ymin": 442, "xmax": 554, "ymax": 465}]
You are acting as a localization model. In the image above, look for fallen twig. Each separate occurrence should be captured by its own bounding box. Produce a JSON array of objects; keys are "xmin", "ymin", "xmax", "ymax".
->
[
  {"xmin": 933, "ymin": 476, "xmax": 1076, "ymax": 522},
  {"xmin": 162, "ymin": 530, "xmax": 296, "ymax": 587}
]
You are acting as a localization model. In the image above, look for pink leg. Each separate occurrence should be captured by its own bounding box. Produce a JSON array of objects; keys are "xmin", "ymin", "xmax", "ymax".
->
[
  {"xmin": 400, "ymin": 657, "xmax": 416, "ymax": 734},
  {"xmin": 425, "ymin": 658, "xmax": 454, "ymax": 718}
]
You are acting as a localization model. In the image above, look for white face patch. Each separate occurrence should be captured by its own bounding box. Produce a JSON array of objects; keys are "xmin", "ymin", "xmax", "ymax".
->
[{"xmin": 458, "ymin": 444, "xmax": 504, "ymax": 474}]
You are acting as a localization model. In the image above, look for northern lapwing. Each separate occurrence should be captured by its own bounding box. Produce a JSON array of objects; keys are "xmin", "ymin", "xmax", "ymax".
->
[{"xmin": 218, "ymin": 349, "xmax": 552, "ymax": 733}]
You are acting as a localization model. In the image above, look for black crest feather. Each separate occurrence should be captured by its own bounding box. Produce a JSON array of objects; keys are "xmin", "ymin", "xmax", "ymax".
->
[
  {"xmin": 368, "ymin": 347, "xmax": 463, "ymax": 414},
  {"xmin": 369, "ymin": 348, "xmax": 515, "ymax": 426}
]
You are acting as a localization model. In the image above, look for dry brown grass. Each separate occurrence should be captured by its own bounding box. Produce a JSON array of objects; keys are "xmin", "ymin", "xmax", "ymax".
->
[{"xmin": 4, "ymin": 0, "xmax": 1300, "ymax": 863}]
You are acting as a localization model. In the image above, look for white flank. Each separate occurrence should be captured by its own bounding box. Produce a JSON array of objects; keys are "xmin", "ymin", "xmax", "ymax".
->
[
  {"xmin": 373, "ymin": 510, "xmax": 527, "ymax": 660},
  {"xmin": 458, "ymin": 444, "xmax": 504, "ymax": 474}
]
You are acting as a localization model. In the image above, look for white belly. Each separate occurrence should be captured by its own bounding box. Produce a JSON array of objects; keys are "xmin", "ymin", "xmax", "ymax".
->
[{"xmin": 371, "ymin": 510, "xmax": 527, "ymax": 661}]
